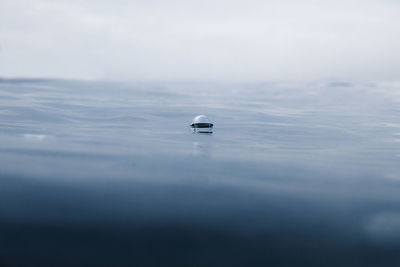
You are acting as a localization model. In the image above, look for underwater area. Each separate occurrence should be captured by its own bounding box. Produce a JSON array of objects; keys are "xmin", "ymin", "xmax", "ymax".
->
[{"xmin": 1, "ymin": 78, "xmax": 400, "ymax": 266}]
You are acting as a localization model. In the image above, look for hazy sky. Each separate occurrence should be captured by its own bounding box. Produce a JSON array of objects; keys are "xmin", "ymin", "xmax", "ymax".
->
[{"xmin": 1, "ymin": 0, "xmax": 399, "ymax": 81}]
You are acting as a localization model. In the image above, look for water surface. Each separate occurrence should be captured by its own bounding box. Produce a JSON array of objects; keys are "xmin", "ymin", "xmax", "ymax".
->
[{"xmin": 1, "ymin": 79, "xmax": 400, "ymax": 266}]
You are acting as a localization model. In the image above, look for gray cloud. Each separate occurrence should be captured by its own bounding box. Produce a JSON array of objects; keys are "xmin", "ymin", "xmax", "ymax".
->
[{"xmin": 0, "ymin": 0, "xmax": 399, "ymax": 81}]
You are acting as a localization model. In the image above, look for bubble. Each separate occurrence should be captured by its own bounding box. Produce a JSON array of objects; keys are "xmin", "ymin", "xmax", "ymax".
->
[{"xmin": 190, "ymin": 115, "xmax": 213, "ymax": 133}]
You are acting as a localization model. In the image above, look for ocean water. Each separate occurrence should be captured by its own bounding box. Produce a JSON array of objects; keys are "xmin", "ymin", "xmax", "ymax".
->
[{"xmin": 1, "ymin": 78, "xmax": 400, "ymax": 266}]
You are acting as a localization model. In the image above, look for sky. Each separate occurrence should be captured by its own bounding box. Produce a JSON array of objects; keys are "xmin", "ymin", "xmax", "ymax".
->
[{"xmin": 0, "ymin": 0, "xmax": 399, "ymax": 82}]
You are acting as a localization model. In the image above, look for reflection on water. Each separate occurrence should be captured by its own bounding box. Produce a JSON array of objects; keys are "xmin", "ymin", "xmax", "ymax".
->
[
  {"xmin": 367, "ymin": 212, "xmax": 400, "ymax": 244},
  {"xmin": 192, "ymin": 140, "xmax": 212, "ymax": 157},
  {"xmin": 0, "ymin": 79, "xmax": 400, "ymax": 266},
  {"xmin": 192, "ymin": 127, "xmax": 213, "ymax": 133}
]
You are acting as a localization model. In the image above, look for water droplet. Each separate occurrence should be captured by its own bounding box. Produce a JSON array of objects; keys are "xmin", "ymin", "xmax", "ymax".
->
[{"xmin": 190, "ymin": 115, "xmax": 213, "ymax": 133}]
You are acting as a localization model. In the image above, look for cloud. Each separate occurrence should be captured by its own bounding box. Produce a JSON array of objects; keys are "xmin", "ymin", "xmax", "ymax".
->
[{"xmin": 0, "ymin": 0, "xmax": 399, "ymax": 81}]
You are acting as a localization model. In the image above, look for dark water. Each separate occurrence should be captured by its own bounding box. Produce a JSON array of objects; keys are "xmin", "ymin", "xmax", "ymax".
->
[{"xmin": 1, "ymin": 79, "xmax": 400, "ymax": 266}]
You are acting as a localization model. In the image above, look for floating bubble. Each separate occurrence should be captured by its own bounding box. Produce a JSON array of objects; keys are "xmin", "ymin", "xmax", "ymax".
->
[{"xmin": 190, "ymin": 115, "xmax": 213, "ymax": 133}]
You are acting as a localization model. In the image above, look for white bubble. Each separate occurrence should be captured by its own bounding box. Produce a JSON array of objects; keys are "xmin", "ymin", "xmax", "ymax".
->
[{"xmin": 190, "ymin": 115, "xmax": 213, "ymax": 133}]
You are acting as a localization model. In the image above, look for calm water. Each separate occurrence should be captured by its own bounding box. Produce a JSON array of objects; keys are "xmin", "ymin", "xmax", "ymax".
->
[{"xmin": 1, "ymin": 79, "xmax": 400, "ymax": 266}]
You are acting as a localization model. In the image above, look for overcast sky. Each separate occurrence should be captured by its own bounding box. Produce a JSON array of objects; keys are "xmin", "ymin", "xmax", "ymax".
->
[{"xmin": 1, "ymin": 0, "xmax": 399, "ymax": 82}]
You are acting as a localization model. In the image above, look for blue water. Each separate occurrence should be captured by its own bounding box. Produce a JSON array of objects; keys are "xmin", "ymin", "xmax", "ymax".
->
[{"xmin": 1, "ymin": 78, "xmax": 400, "ymax": 266}]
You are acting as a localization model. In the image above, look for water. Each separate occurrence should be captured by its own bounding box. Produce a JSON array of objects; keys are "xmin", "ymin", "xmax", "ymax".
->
[{"xmin": 1, "ymin": 78, "xmax": 400, "ymax": 266}]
